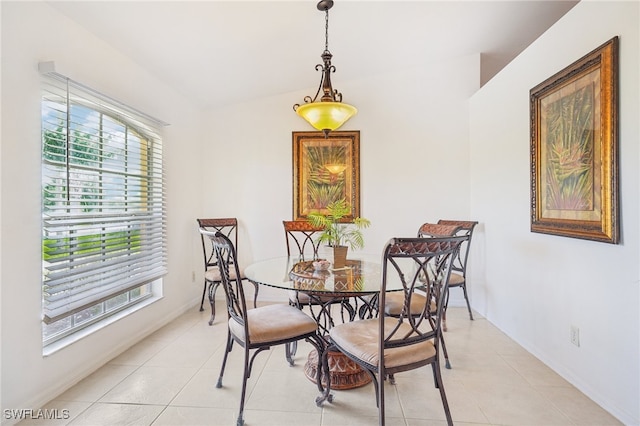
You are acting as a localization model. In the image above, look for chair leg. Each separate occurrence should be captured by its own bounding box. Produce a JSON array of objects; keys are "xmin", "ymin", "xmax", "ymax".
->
[
  {"xmin": 442, "ymin": 288, "xmax": 451, "ymax": 332},
  {"xmin": 285, "ymin": 341, "xmax": 297, "ymax": 366},
  {"xmin": 440, "ymin": 333, "xmax": 452, "ymax": 369},
  {"xmin": 432, "ymin": 362, "xmax": 453, "ymax": 426},
  {"xmin": 251, "ymin": 280, "xmax": 259, "ymax": 308},
  {"xmin": 461, "ymin": 283, "xmax": 474, "ymax": 320},
  {"xmin": 237, "ymin": 347, "xmax": 251, "ymax": 426},
  {"xmin": 285, "ymin": 296, "xmax": 303, "ymax": 363},
  {"xmin": 216, "ymin": 331, "xmax": 233, "ymax": 388},
  {"xmin": 315, "ymin": 344, "xmax": 334, "ymax": 406},
  {"xmin": 199, "ymin": 280, "xmax": 207, "ymax": 311},
  {"xmin": 208, "ymin": 282, "xmax": 219, "ymax": 326},
  {"xmin": 377, "ymin": 370, "xmax": 386, "ymax": 426}
]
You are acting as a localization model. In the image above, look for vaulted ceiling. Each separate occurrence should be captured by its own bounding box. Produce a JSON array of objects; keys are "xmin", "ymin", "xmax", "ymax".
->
[{"xmin": 48, "ymin": 1, "xmax": 579, "ymax": 109}]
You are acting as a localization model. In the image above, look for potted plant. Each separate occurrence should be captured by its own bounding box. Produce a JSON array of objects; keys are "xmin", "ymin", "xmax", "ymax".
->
[{"xmin": 307, "ymin": 199, "xmax": 371, "ymax": 268}]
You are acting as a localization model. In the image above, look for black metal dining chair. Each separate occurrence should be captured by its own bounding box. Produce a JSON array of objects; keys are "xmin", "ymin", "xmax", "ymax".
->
[
  {"xmin": 204, "ymin": 230, "xmax": 326, "ymax": 426},
  {"xmin": 197, "ymin": 218, "xmax": 258, "ymax": 325},
  {"xmin": 383, "ymin": 222, "xmax": 461, "ymax": 369},
  {"xmin": 282, "ymin": 220, "xmax": 324, "ymax": 364},
  {"xmin": 317, "ymin": 235, "xmax": 465, "ymax": 426},
  {"xmin": 437, "ymin": 219, "xmax": 479, "ymax": 330}
]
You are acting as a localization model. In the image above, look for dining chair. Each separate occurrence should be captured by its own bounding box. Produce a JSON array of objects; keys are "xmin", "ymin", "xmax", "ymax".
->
[
  {"xmin": 317, "ymin": 236, "xmax": 464, "ymax": 426},
  {"xmin": 197, "ymin": 218, "xmax": 258, "ymax": 326},
  {"xmin": 383, "ymin": 222, "xmax": 461, "ymax": 369},
  {"xmin": 282, "ymin": 220, "xmax": 324, "ymax": 364},
  {"xmin": 204, "ymin": 230, "xmax": 326, "ymax": 426},
  {"xmin": 437, "ymin": 219, "xmax": 479, "ymax": 329},
  {"xmin": 283, "ymin": 220, "xmax": 324, "ymax": 260}
]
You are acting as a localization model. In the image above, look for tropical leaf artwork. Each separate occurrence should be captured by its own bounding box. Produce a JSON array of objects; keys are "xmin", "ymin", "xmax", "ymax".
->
[
  {"xmin": 544, "ymin": 84, "xmax": 595, "ymax": 211},
  {"xmin": 304, "ymin": 144, "xmax": 348, "ymax": 210}
]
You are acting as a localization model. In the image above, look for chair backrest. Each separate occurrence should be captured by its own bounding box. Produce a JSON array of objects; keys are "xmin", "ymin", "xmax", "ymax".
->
[
  {"xmin": 203, "ymin": 230, "xmax": 248, "ymax": 332},
  {"xmin": 197, "ymin": 218, "xmax": 239, "ymax": 272},
  {"xmin": 378, "ymin": 236, "xmax": 465, "ymax": 356},
  {"xmin": 417, "ymin": 223, "xmax": 461, "ymax": 238},
  {"xmin": 437, "ymin": 220, "xmax": 478, "ymax": 277},
  {"xmin": 283, "ymin": 220, "xmax": 324, "ymax": 260}
]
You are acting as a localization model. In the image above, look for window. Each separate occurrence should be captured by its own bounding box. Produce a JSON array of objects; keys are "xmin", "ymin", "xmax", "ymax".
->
[{"xmin": 41, "ymin": 72, "xmax": 167, "ymax": 346}]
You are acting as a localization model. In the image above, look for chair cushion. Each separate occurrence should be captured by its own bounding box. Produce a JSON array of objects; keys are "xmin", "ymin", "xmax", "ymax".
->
[
  {"xmin": 229, "ymin": 304, "xmax": 317, "ymax": 345},
  {"xmin": 329, "ymin": 317, "xmax": 436, "ymax": 369},
  {"xmin": 289, "ymin": 290, "xmax": 339, "ymax": 305},
  {"xmin": 448, "ymin": 272, "xmax": 464, "ymax": 287},
  {"xmin": 384, "ymin": 292, "xmax": 437, "ymax": 316},
  {"xmin": 205, "ymin": 265, "xmax": 245, "ymax": 282}
]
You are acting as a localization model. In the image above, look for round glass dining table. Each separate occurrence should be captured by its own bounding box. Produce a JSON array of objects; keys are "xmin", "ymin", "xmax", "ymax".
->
[
  {"xmin": 244, "ymin": 253, "xmax": 406, "ymax": 296},
  {"xmin": 244, "ymin": 253, "xmax": 398, "ymax": 390}
]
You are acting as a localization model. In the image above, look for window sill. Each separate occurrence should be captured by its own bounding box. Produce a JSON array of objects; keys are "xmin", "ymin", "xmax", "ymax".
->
[{"xmin": 43, "ymin": 295, "xmax": 162, "ymax": 357}]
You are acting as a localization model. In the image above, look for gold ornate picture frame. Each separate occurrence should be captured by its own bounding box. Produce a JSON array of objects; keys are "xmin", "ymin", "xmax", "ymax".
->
[
  {"xmin": 292, "ymin": 130, "xmax": 360, "ymax": 221},
  {"xmin": 530, "ymin": 37, "xmax": 619, "ymax": 243}
]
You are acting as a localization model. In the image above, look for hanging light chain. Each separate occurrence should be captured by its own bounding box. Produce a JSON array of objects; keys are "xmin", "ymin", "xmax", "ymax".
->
[{"xmin": 324, "ymin": 7, "xmax": 330, "ymax": 53}]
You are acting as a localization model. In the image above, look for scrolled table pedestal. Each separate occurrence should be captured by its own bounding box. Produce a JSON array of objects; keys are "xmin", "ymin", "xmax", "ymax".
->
[{"xmin": 304, "ymin": 349, "xmax": 372, "ymax": 390}]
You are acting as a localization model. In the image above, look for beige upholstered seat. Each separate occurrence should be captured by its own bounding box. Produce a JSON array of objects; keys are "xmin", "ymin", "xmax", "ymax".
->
[
  {"xmin": 329, "ymin": 318, "xmax": 437, "ymax": 369},
  {"xmin": 317, "ymin": 236, "xmax": 465, "ymax": 426},
  {"xmin": 228, "ymin": 303, "xmax": 317, "ymax": 344},
  {"xmin": 384, "ymin": 292, "xmax": 436, "ymax": 317},
  {"xmin": 204, "ymin": 266, "xmax": 241, "ymax": 283},
  {"xmin": 203, "ymin": 230, "xmax": 325, "ymax": 426}
]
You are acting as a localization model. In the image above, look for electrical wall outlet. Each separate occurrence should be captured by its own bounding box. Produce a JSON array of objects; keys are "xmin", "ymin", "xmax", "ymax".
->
[
  {"xmin": 570, "ymin": 326, "xmax": 580, "ymax": 347},
  {"xmin": 192, "ymin": 271, "xmax": 196, "ymax": 282}
]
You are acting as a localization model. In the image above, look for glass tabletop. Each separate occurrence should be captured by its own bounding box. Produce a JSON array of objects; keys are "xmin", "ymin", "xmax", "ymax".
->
[{"xmin": 244, "ymin": 254, "xmax": 402, "ymax": 295}]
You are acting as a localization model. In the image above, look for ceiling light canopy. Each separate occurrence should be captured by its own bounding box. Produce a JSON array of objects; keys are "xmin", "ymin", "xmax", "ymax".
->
[{"xmin": 293, "ymin": 0, "xmax": 357, "ymax": 137}]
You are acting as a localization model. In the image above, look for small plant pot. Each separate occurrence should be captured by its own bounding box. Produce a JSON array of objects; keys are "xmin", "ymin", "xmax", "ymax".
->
[{"xmin": 332, "ymin": 246, "xmax": 348, "ymax": 269}]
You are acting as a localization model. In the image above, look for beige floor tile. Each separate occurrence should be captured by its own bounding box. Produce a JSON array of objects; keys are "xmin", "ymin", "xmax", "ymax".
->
[
  {"xmin": 151, "ymin": 406, "xmax": 237, "ymax": 426},
  {"xmin": 443, "ymin": 351, "xmax": 532, "ymax": 388},
  {"xmin": 322, "ymin": 410, "xmax": 405, "ymax": 426},
  {"xmin": 395, "ymin": 375, "xmax": 489, "ymax": 424},
  {"xmin": 501, "ymin": 353, "xmax": 572, "ymax": 387},
  {"xmin": 243, "ymin": 409, "xmax": 321, "ymax": 426},
  {"xmin": 319, "ymin": 381, "xmax": 404, "ymax": 419},
  {"xmin": 108, "ymin": 338, "xmax": 170, "ymax": 366},
  {"xmin": 246, "ymin": 369, "xmax": 324, "ymax": 414},
  {"xmin": 145, "ymin": 314, "xmax": 201, "ymax": 342},
  {"xmin": 67, "ymin": 403, "xmax": 164, "ymax": 426},
  {"xmin": 170, "ymin": 368, "xmax": 245, "ymax": 409},
  {"xmin": 99, "ymin": 366, "xmax": 197, "ymax": 405},
  {"xmin": 55, "ymin": 364, "xmax": 138, "ymax": 402},
  {"xmin": 406, "ymin": 420, "xmax": 488, "ymax": 426},
  {"xmin": 144, "ymin": 338, "xmax": 217, "ymax": 369},
  {"xmin": 465, "ymin": 381, "xmax": 572, "ymax": 425},
  {"xmin": 539, "ymin": 385, "xmax": 622, "ymax": 425}
]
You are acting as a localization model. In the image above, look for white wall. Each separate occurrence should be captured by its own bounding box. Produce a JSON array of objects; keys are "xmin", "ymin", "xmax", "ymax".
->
[
  {"xmin": 201, "ymin": 55, "xmax": 480, "ymax": 301},
  {"xmin": 469, "ymin": 1, "xmax": 639, "ymax": 424},
  {"xmin": 0, "ymin": 2, "xmax": 204, "ymax": 416}
]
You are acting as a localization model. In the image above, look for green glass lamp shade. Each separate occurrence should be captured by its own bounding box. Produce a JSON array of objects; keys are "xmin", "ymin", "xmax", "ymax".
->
[{"xmin": 296, "ymin": 101, "xmax": 357, "ymax": 132}]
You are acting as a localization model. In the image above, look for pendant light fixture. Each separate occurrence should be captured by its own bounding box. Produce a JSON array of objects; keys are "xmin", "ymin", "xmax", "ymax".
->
[{"xmin": 293, "ymin": 0, "xmax": 357, "ymax": 137}]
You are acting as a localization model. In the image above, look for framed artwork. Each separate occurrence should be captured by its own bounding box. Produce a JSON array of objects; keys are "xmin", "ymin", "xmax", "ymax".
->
[
  {"xmin": 292, "ymin": 130, "xmax": 360, "ymax": 221},
  {"xmin": 530, "ymin": 36, "xmax": 619, "ymax": 244}
]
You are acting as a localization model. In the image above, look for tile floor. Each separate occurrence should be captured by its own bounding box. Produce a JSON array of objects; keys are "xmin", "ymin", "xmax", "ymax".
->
[{"xmin": 23, "ymin": 303, "xmax": 621, "ymax": 426}]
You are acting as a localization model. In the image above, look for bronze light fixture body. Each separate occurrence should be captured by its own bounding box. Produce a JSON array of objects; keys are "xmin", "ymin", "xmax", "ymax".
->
[{"xmin": 293, "ymin": 0, "xmax": 357, "ymax": 137}]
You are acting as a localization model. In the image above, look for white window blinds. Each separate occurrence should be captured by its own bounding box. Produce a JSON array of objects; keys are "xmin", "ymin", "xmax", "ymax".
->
[{"xmin": 41, "ymin": 69, "xmax": 167, "ymax": 324}]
